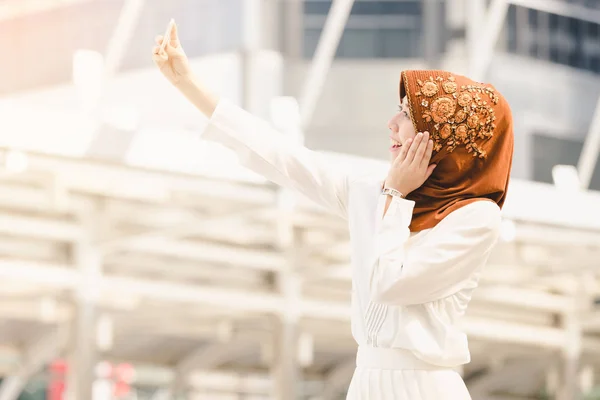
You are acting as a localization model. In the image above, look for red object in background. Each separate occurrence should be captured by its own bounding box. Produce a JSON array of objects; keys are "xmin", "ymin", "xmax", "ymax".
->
[
  {"xmin": 113, "ymin": 381, "xmax": 130, "ymax": 397},
  {"xmin": 49, "ymin": 360, "xmax": 67, "ymax": 375},
  {"xmin": 48, "ymin": 381, "xmax": 65, "ymax": 400},
  {"xmin": 114, "ymin": 363, "xmax": 135, "ymax": 383},
  {"xmin": 48, "ymin": 360, "xmax": 67, "ymax": 400},
  {"xmin": 47, "ymin": 360, "xmax": 133, "ymax": 399},
  {"xmin": 114, "ymin": 363, "xmax": 133, "ymax": 397}
]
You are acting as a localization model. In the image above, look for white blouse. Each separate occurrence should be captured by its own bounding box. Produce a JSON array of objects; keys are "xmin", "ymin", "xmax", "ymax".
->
[{"xmin": 202, "ymin": 99, "xmax": 502, "ymax": 368}]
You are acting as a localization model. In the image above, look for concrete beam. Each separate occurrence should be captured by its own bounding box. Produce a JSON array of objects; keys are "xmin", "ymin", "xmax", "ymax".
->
[
  {"xmin": 99, "ymin": 208, "xmax": 260, "ymax": 253},
  {"xmin": 2, "ymin": 260, "xmax": 600, "ymax": 352},
  {"xmin": 2, "ymin": 149, "xmax": 600, "ymax": 231},
  {"xmin": 0, "ymin": 212, "xmax": 82, "ymax": 242},
  {"xmin": 472, "ymin": 286, "xmax": 576, "ymax": 313},
  {"xmin": 121, "ymin": 236, "xmax": 287, "ymax": 272}
]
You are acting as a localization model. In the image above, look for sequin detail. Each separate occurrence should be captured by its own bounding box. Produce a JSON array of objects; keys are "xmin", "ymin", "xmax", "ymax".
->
[{"xmin": 415, "ymin": 75, "xmax": 499, "ymax": 158}]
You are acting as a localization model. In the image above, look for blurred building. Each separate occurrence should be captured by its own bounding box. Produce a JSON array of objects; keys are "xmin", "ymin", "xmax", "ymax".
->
[{"xmin": 0, "ymin": 0, "xmax": 599, "ymax": 399}]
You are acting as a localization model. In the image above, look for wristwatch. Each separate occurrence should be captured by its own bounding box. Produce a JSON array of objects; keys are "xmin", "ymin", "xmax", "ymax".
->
[{"xmin": 382, "ymin": 187, "xmax": 404, "ymax": 199}]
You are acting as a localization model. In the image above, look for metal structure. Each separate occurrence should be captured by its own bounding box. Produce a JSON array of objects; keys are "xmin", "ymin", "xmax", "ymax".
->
[
  {"xmin": 0, "ymin": 148, "xmax": 598, "ymax": 399},
  {"xmin": 299, "ymin": 0, "xmax": 355, "ymax": 128},
  {"xmin": 1, "ymin": 0, "xmax": 600, "ymax": 399},
  {"xmin": 579, "ymin": 96, "xmax": 600, "ymax": 190},
  {"xmin": 467, "ymin": 0, "xmax": 600, "ymax": 189}
]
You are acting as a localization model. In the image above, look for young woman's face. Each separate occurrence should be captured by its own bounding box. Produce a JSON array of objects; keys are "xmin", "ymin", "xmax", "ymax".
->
[{"xmin": 387, "ymin": 96, "xmax": 417, "ymax": 162}]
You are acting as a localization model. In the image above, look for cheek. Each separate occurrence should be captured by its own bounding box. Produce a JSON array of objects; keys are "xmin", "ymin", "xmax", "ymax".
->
[
  {"xmin": 398, "ymin": 123, "xmax": 416, "ymax": 142},
  {"xmin": 389, "ymin": 114, "xmax": 403, "ymax": 128}
]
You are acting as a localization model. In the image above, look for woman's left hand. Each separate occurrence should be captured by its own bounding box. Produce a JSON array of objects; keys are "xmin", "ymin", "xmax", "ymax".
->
[{"xmin": 385, "ymin": 131, "xmax": 436, "ymax": 196}]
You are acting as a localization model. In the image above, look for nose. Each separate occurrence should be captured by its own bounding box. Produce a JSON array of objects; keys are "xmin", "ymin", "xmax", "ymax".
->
[{"xmin": 387, "ymin": 118, "xmax": 398, "ymax": 133}]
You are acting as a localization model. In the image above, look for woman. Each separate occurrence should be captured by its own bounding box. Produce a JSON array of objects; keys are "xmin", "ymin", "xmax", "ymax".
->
[{"xmin": 152, "ymin": 23, "xmax": 513, "ymax": 400}]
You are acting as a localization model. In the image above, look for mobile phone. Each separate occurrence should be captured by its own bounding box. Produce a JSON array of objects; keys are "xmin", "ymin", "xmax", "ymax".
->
[{"xmin": 159, "ymin": 19, "xmax": 175, "ymax": 53}]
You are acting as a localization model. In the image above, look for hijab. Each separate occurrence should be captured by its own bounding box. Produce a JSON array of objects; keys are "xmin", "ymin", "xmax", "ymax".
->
[{"xmin": 399, "ymin": 70, "xmax": 514, "ymax": 232}]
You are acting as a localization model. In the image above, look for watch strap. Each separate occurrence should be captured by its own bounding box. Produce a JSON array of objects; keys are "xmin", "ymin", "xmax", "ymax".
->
[{"xmin": 382, "ymin": 187, "xmax": 404, "ymax": 199}]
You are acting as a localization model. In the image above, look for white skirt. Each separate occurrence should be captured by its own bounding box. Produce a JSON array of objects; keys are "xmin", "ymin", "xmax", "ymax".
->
[{"xmin": 346, "ymin": 347, "xmax": 472, "ymax": 400}]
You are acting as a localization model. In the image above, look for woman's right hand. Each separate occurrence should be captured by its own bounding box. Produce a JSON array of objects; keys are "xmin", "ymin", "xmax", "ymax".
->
[
  {"xmin": 152, "ymin": 22, "xmax": 193, "ymax": 86},
  {"xmin": 384, "ymin": 132, "xmax": 436, "ymax": 197}
]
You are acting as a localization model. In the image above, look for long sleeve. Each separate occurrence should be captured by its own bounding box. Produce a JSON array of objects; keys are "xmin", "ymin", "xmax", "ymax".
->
[
  {"xmin": 201, "ymin": 99, "xmax": 350, "ymax": 219},
  {"xmin": 369, "ymin": 199, "xmax": 501, "ymax": 306}
]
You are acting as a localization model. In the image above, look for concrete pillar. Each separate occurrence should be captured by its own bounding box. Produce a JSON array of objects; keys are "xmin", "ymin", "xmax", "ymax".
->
[
  {"xmin": 66, "ymin": 302, "xmax": 97, "ymax": 400},
  {"xmin": 272, "ymin": 311, "xmax": 301, "ymax": 400},
  {"xmin": 298, "ymin": 0, "xmax": 354, "ymax": 128},
  {"xmin": 558, "ymin": 313, "xmax": 582, "ymax": 400},
  {"xmin": 240, "ymin": 0, "xmax": 284, "ymax": 118},
  {"xmin": 422, "ymin": 0, "xmax": 443, "ymax": 68},
  {"xmin": 269, "ymin": 89, "xmax": 305, "ymax": 400},
  {"xmin": 65, "ymin": 239, "xmax": 102, "ymax": 400},
  {"xmin": 557, "ymin": 276, "xmax": 590, "ymax": 400},
  {"xmin": 580, "ymin": 365, "xmax": 595, "ymax": 396},
  {"xmin": 282, "ymin": 0, "xmax": 304, "ymax": 58},
  {"xmin": 272, "ymin": 262, "xmax": 303, "ymax": 399},
  {"xmin": 241, "ymin": 0, "xmax": 262, "ymax": 111},
  {"xmin": 469, "ymin": 0, "xmax": 509, "ymax": 82},
  {"xmin": 442, "ymin": 0, "xmax": 467, "ymax": 66},
  {"xmin": 466, "ymin": 0, "xmax": 486, "ymax": 61},
  {"xmin": 546, "ymin": 362, "xmax": 560, "ymax": 397},
  {"xmin": 273, "ymin": 238, "xmax": 302, "ymax": 400},
  {"xmin": 271, "ymin": 215, "xmax": 304, "ymax": 399}
]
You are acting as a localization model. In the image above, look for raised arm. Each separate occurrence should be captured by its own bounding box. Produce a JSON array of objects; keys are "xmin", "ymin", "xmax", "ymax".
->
[
  {"xmin": 203, "ymin": 100, "xmax": 350, "ymax": 218},
  {"xmin": 152, "ymin": 22, "xmax": 350, "ymax": 218},
  {"xmin": 152, "ymin": 22, "xmax": 217, "ymax": 117}
]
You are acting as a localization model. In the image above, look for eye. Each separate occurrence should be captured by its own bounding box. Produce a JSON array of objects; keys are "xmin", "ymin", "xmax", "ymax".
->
[{"xmin": 399, "ymin": 104, "xmax": 410, "ymax": 116}]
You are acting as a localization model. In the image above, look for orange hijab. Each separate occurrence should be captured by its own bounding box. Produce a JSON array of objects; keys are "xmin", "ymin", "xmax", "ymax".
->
[{"xmin": 399, "ymin": 70, "xmax": 514, "ymax": 232}]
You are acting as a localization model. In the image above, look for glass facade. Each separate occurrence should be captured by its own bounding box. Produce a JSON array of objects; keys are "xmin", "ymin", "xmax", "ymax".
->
[
  {"xmin": 532, "ymin": 133, "xmax": 600, "ymax": 190},
  {"xmin": 502, "ymin": 3, "xmax": 600, "ymax": 186},
  {"xmin": 302, "ymin": 0, "xmax": 448, "ymax": 59},
  {"xmin": 506, "ymin": 4, "xmax": 600, "ymax": 74}
]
